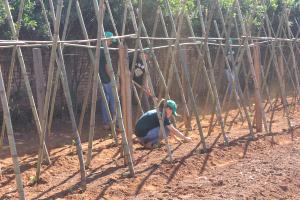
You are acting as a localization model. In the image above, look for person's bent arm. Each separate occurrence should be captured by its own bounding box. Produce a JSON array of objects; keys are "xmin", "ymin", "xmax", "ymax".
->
[
  {"xmin": 143, "ymin": 78, "xmax": 151, "ymax": 96},
  {"xmin": 167, "ymin": 125, "xmax": 192, "ymax": 142},
  {"xmin": 105, "ymin": 64, "xmax": 113, "ymax": 81}
]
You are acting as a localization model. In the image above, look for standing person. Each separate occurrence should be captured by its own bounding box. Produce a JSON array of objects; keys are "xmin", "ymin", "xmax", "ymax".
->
[
  {"xmin": 129, "ymin": 50, "xmax": 151, "ymax": 111},
  {"xmin": 134, "ymin": 99, "xmax": 192, "ymax": 148},
  {"xmin": 99, "ymin": 31, "xmax": 117, "ymax": 130},
  {"xmin": 225, "ymin": 49, "xmax": 239, "ymax": 96}
]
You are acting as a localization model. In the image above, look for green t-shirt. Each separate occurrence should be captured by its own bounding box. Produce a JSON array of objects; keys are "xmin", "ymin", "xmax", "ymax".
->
[
  {"xmin": 99, "ymin": 48, "xmax": 111, "ymax": 84},
  {"xmin": 135, "ymin": 109, "xmax": 171, "ymax": 137}
]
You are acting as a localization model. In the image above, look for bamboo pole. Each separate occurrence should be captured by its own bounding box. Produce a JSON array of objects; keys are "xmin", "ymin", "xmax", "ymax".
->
[
  {"xmin": 86, "ymin": 0, "xmax": 105, "ymax": 167},
  {"xmin": 0, "ymin": 0, "xmax": 25, "ymax": 150},
  {"xmin": 132, "ymin": 81, "xmax": 145, "ymax": 115},
  {"xmin": 0, "ymin": 66, "xmax": 25, "ymax": 199},
  {"xmin": 74, "ymin": 0, "xmax": 118, "ymax": 144},
  {"xmin": 217, "ymin": 5, "xmax": 260, "ymax": 132},
  {"xmin": 36, "ymin": 0, "xmax": 63, "ymax": 182},
  {"xmin": 162, "ymin": 2, "xmax": 208, "ymax": 151},
  {"xmin": 235, "ymin": 0, "xmax": 270, "ymax": 135},
  {"xmin": 179, "ymin": 48, "xmax": 208, "ymax": 147},
  {"xmin": 105, "ymin": 0, "xmax": 121, "ymax": 44},
  {"xmin": 262, "ymin": 4, "xmax": 292, "ymax": 132},
  {"xmin": 129, "ymin": 0, "xmax": 145, "ymax": 111},
  {"xmin": 253, "ymin": 44, "xmax": 263, "ymax": 132},
  {"xmin": 139, "ymin": 7, "xmax": 191, "ymax": 133},
  {"xmin": 255, "ymin": 7, "xmax": 286, "ymax": 122},
  {"xmin": 185, "ymin": 7, "xmax": 216, "ymax": 126},
  {"xmin": 157, "ymin": 6, "xmax": 176, "ymax": 100},
  {"xmin": 1, "ymin": 40, "xmax": 277, "ymax": 50},
  {"xmin": 127, "ymin": 0, "xmax": 177, "ymax": 160},
  {"xmin": 3, "ymin": 0, "xmax": 51, "ymax": 164},
  {"xmin": 282, "ymin": 5, "xmax": 300, "ymax": 101},
  {"xmin": 48, "ymin": 0, "xmax": 73, "ymax": 135},
  {"xmin": 2, "ymin": 35, "xmax": 300, "ymax": 46},
  {"xmin": 32, "ymin": 48, "xmax": 46, "ymax": 128},
  {"xmin": 121, "ymin": 5, "xmax": 128, "ymax": 43},
  {"xmin": 197, "ymin": 0, "xmax": 229, "ymax": 144},
  {"xmin": 38, "ymin": 0, "xmax": 87, "ymax": 185},
  {"xmin": 218, "ymin": 35, "xmax": 253, "ymax": 134},
  {"xmin": 119, "ymin": 45, "xmax": 133, "ymax": 162},
  {"xmin": 180, "ymin": 48, "xmax": 192, "ymax": 132},
  {"xmin": 89, "ymin": 0, "xmax": 135, "ymax": 176},
  {"xmin": 184, "ymin": 14, "xmax": 206, "ymax": 117},
  {"xmin": 212, "ymin": 14, "xmax": 253, "ymax": 136}
]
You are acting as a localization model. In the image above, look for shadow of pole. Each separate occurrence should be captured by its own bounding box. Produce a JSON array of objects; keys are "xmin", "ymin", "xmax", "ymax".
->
[
  {"xmin": 199, "ymin": 132, "xmax": 222, "ymax": 174},
  {"xmin": 167, "ymin": 142, "xmax": 201, "ymax": 184}
]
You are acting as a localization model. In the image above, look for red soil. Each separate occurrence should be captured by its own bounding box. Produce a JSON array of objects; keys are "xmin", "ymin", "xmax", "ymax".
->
[{"xmin": 1, "ymin": 107, "xmax": 300, "ymax": 199}]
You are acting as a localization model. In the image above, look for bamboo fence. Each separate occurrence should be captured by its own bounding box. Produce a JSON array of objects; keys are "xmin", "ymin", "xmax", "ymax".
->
[{"xmin": 1, "ymin": 0, "xmax": 300, "ymax": 198}]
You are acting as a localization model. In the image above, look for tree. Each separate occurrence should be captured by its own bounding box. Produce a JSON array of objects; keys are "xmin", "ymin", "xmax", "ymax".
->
[{"xmin": 0, "ymin": 0, "xmax": 49, "ymax": 39}]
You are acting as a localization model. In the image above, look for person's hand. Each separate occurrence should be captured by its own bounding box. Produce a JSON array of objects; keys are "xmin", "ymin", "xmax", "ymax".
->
[
  {"xmin": 146, "ymin": 88, "xmax": 151, "ymax": 96},
  {"xmin": 183, "ymin": 137, "xmax": 192, "ymax": 143}
]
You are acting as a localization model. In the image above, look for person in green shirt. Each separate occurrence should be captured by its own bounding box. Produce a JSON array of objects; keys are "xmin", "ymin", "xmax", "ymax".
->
[{"xmin": 135, "ymin": 99, "xmax": 192, "ymax": 148}]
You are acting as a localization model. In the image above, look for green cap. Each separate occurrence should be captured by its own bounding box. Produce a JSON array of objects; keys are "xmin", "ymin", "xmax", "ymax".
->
[
  {"xmin": 167, "ymin": 99, "xmax": 178, "ymax": 116},
  {"xmin": 104, "ymin": 31, "xmax": 117, "ymax": 43}
]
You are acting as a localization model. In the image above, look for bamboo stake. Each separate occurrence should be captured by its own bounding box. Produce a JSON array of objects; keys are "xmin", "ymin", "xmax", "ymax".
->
[
  {"xmin": 212, "ymin": 15, "xmax": 253, "ymax": 135},
  {"xmin": 132, "ymin": 81, "xmax": 144, "ymax": 115},
  {"xmin": 197, "ymin": 0, "xmax": 229, "ymax": 144},
  {"xmin": 255, "ymin": 8, "xmax": 285, "ymax": 121},
  {"xmin": 157, "ymin": 6, "xmax": 176, "ymax": 100},
  {"xmin": 119, "ymin": 45, "xmax": 133, "ymax": 162},
  {"xmin": 164, "ymin": 4, "xmax": 209, "ymax": 150},
  {"xmin": 180, "ymin": 48, "xmax": 192, "ymax": 132},
  {"xmin": 151, "ymin": 7, "xmax": 160, "ymax": 47},
  {"xmin": 2, "ymin": 35, "xmax": 300, "ymax": 46},
  {"xmin": 138, "ymin": 9, "xmax": 191, "ymax": 131},
  {"xmin": 105, "ymin": 0, "xmax": 121, "ymax": 44},
  {"xmin": 89, "ymin": 0, "xmax": 135, "ymax": 175},
  {"xmin": 222, "ymin": 25, "xmax": 260, "ymax": 129},
  {"xmin": 130, "ymin": 0, "xmax": 146, "ymax": 110},
  {"xmin": 282, "ymin": 5, "xmax": 300, "ymax": 101},
  {"xmin": 0, "ymin": 0, "xmax": 25, "ymax": 150},
  {"xmin": 3, "ymin": 0, "xmax": 51, "ymax": 164},
  {"xmin": 184, "ymin": 14, "xmax": 206, "ymax": 117},
  {"xmin": 149, "ymin": 10, "xmax": 191, "ymax": 128},
  {"xmin": 36, "ymin": 0, "xmax": 63, "ymax": 182},
  {"xmin": 235, "ymin": 0, "xmax": 270, "ymax": 135},
  {"xmin": 218, "ymin": 34, "xmax": 253, "ymax": 134},
  {"xmin": 74, "ymin": 0, "xmax": 118, "ymax": 144},
  {"xmin": 32, "ymin": 48, "xmax": 46, "ymax": 129},
  {"xmin": 38, "ymin": 0, "xmax": 87, "ymax": 185},
  {"xmin": 101, "ymin": 13, "xmax": 135, "ymax": 176},
  {"xmin": 253, "ymin": 44, "xmax": 263, "ymax": 132},
  {"xmin": 0, "ymin": 66, "xmax": 25, "ymax": 199},
  {"xmin": 262, "ymin": 4, "xmax": 292, "ymax": 132},
  {"xmin": 185, "ymin": 8, "xmax": 216, "ymax": 125},
  {"xmin": 48, "ymin": 0, "xmax": 73, "ymax": 135},
  {"xmin": 121, "ymin": 5, "xmax": 128, "ymax": 43},
  {"xmin": 127, "ymin": 0, "xmax": 175, "ymax": 160},
  {"xmin": 86, "ymin": 0, "xmax": 105, "ymax": 167}
]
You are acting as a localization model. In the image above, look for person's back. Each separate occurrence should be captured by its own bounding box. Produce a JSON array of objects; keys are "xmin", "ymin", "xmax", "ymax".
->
[
  {"xmin": 134, "ymin": 99, "xmax": 192, "ymax": 148},
  {"xmin": 99, "ymin": 48, "xmax": 110, "ymax": 84},
  {"xmin": 99, "ymin": 31, "xmax": 116, "ymax": 130},
  {"xmin": 135, "ymin": 109, "xmax": 171, "ymax": 138}
]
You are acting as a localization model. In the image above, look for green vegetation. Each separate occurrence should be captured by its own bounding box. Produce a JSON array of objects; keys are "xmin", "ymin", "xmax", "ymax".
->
[{"xmin": 0, "ymin": 0, "xmax": 300, "ymax": 39}]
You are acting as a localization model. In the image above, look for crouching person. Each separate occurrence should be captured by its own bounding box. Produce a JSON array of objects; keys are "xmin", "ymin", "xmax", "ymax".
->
[{"xmin": 134, "ymin": 99, "xmax": 192, "ymax": 148}]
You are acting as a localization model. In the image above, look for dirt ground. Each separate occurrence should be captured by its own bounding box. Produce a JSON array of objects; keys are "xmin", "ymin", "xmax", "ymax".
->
[{"xmin": 0, "ymin": 106, "xmax": 300, "ymax": 200}]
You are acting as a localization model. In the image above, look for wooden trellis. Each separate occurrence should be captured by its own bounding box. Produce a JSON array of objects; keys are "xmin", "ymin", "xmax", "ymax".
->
[{"xmin": 0, "ymin": 0, "xmax": 300, "ymax": 198}]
